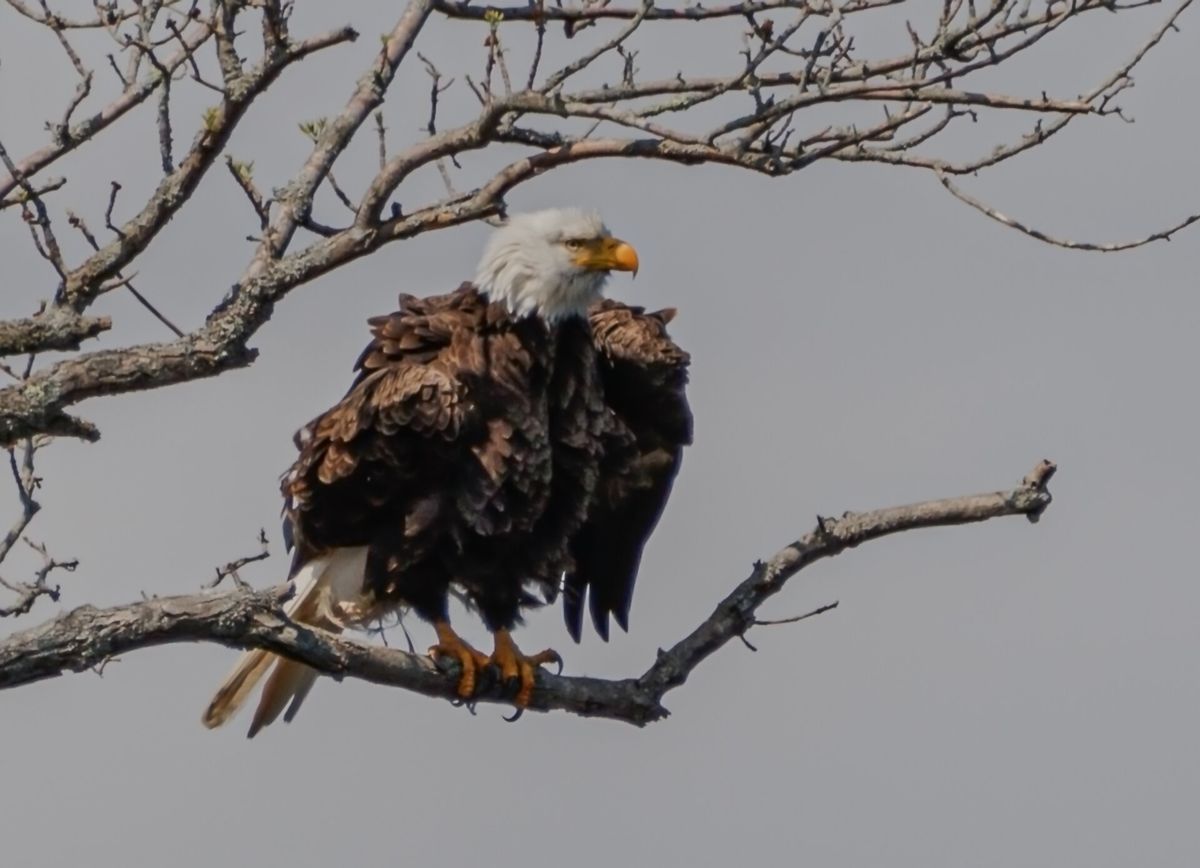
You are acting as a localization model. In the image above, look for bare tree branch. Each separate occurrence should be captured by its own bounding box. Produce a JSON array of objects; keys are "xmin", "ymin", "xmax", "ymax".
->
[
  {"xmin": 0, "ymin": 20, "xmax": 213, "ymax": 202},
  {"xmin": 0, "ymin": 333, "xmax": 257, "ymax": 446},
  {"xmin": 0, "ymin": 0, "xmax": 1187, "ymax": 449},
  {"xmin": 937, "ymin": 173, "xmax": 1200, "ymax": 252},
  {"xmin": 0, "ymin": 438, "xmax": 78, "ymax": 617},
  {"xmin": 58, "ymin": 23, "xmax": 358, "ymax": 312},
  {"xmin": 0, "ymin": 461, "xmax": 1055, "ymax": 724},
  {"xmin": 0, "ymin": 538, "xmax": 77, "ymax": 618},
  {"xmin": 264, "ymin": 1, "xmax": 430, "ymax": 256},
  {"xmin": 0, "ymin": 308, "xmax": 111, "ymax": 357},
  {"xmin": 3, "ymin": 0, "xmax": 171, "ymax": 29},
  {"xmin": 206, "ymin": 529, "xmax": 270, "ymax": 590},
  {"xmin": 432, "ymin": 0, "xmax": 903, "ymax": 23},
  {"xmin": 64, "ymin": 209, "xmax": 184, "ymax": 337}
]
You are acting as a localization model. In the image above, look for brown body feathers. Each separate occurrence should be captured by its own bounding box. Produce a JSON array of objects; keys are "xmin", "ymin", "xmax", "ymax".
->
[{"xmin": 282, "ymin": 284, "xmax": 692, "ymax": 637}]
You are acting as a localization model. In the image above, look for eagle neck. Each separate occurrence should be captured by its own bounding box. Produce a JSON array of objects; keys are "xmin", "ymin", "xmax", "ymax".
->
[{"xmin": 474, "ymin": 263, "xmax": 607, "ymax": 322}]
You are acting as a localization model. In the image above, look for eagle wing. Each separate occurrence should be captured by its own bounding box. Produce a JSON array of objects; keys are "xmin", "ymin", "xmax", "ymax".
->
[
  {"xmin": 282, "ymin": 285, "xmax": 525, "ymax": 573},
  {"xmin": 563, "ymin": 300, "xmax": 693, "ymax": 642}
]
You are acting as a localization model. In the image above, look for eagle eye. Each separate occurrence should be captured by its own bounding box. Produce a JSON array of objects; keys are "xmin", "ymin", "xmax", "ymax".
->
[{"xmin": 563, "ymin": 238, "xmax": 584, "ymax": 251}]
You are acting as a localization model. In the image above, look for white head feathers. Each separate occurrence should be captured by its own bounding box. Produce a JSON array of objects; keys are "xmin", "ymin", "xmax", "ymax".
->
[{"xmin": 474, "ymin": 208, "xmax": 638, "ymax": 321}]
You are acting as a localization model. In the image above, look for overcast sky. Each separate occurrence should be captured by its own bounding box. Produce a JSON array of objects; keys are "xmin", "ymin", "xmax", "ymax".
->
[{"xmin": 2, "ymin": 3, "xmax": 1198, "ymax": 866}]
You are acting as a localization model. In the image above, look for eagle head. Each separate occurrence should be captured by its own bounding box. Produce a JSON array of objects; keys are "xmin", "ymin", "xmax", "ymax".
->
[{"xmin": 474, "ymin": 208, "xmax": 639, "ymax": 321}]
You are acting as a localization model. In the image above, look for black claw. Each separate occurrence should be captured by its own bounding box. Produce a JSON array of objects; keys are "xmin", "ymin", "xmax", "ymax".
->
[{"xmin": 503, "ymin": 707, "xmax": 525, "ymax": 723}]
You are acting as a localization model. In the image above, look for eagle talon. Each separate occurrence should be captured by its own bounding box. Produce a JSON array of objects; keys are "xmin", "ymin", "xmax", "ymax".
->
[
  {"xmin": 489, "ymin": 629, "xmax": 562, "ymax": 707},
  {"xmin": 525, "ymin": 648, "xmax": 564, "ymax": 676},
  {"xmin": 429, "ymin": 620, "xmax": 490, "ymax": 699},
  {"xmin": 448, "ymin": 697, "xmax": 479, "ymax": 715}
]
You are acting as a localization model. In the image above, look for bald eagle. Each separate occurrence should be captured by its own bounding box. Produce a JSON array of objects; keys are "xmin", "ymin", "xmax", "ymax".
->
[{"xmin": 202, "ymin": 209, "xmax": 692, "ymax": 736}]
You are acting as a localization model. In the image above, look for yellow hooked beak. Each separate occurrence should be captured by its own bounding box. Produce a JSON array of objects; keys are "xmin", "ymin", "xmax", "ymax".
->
[{"xmin": 575, "ymin": 237, "xmax": 639, "ymax": 276}]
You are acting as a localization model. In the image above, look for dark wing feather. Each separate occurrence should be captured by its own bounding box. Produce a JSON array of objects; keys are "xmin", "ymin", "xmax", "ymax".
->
[
  {"xmin": 281, "ymin": 284, "xmax": 496, "ymax": 576},
  {"xmin": 281, "ymin": 282, "xmax": 561, "ymax": 625},
  {"xmin": 564, "ymin": 300, "xmax": 693, "ymax": 642}
]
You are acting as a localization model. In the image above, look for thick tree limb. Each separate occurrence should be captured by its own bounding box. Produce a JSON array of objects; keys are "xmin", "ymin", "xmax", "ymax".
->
[
  {"xmin": 0, "ymin": 461, "xmax": 1056, "ymax": 727},
  {"xmin": 0, "ymin": 333, "xmax": 257, "ymax": 445},
  {"xmin": 0, "ymin": 308, "xmax": 111, "ymax": 356}
]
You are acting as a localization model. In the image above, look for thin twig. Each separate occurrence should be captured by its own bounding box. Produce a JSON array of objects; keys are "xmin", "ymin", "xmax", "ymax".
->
[
  {"xmin": 65, "ymin": 210, "xmax": 184, "ymax": 337},
  {"xmin": 0, "ymin": 139, "xmax": 68, "ymax": 282},
  {"xmin": 225, "ymin": 156, "xmax": 270, "ymax": 229},
  {"xmin": 207, "ymin": 529, "xmax": 270, "ymax": 590},
  {"xmin": 754, "ymin": 600, "xmax": 840, "ymax": 626},
  {"xmin": 375, "ymin": 112, "xmax": 387, "ymax": 170},
  {"xmin": 104, "ymin": 181, "xmax": 123, "ymax": 236},
  {"xmin": 938, "ymin": 172, "xmax": 1200, "ymax": 251}
]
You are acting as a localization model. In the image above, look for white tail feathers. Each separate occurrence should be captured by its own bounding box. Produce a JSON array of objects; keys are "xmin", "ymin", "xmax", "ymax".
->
[{"xmin": 201, "ymin": 546, "xmax": 369, "ymax": 737}]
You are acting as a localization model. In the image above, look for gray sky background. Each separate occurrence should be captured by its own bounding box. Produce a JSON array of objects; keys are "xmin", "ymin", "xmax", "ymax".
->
[{"xmin": 2, "ymin": 3, "xmax": 1197, "ymax": 866}]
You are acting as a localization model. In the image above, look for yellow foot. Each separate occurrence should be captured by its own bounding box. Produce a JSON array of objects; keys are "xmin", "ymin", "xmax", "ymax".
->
[
  {"xmin": 489, "ymin": 628, "xmax": 563, "ymax": 707},
  {"xmin": 428, "ymin": 621, "xmax": 490, "ymax": 699}
]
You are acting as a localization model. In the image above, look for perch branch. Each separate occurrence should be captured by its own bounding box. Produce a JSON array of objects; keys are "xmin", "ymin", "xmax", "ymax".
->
[{"xmin": 0, "ymin": 461, "xmax": 1056, "ymax": 726}]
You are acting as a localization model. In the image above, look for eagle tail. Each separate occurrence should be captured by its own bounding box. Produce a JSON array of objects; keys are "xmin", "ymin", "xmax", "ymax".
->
[
  {"xmin": 246, "ymin": 655, "xmax": 320, "ymax": 738},
  {"xmin": 201, "ymin": 546, "xmax": 368, "ymax": 737}
]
